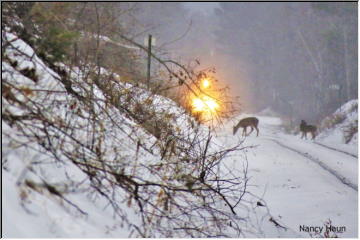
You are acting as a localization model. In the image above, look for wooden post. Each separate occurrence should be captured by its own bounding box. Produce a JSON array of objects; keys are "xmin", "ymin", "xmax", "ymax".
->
[{"xmin": 147, "ymin": 34, "xmax": 152, "ymax": 89}]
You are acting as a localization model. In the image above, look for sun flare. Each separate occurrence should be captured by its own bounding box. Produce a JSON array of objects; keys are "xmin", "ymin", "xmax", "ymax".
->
[
  {"xmin": 186, "ymin": 74, "xmax": 225, "ymax": 123},
  {"xmin": 192, "ymin": 95, "xmax": 219, "ymax": 113},
  {"xmin": 202, "ymin": 79, "xmax": 210, "ymax": 89}
]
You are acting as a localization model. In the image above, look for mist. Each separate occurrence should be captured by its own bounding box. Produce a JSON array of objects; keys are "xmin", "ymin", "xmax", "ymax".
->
[{"xmin": 127, "ymin": 2, "xmax": 357, "ymax": 123}]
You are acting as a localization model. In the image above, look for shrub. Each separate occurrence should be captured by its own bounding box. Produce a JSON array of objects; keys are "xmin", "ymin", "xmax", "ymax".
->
[
  {"xmin": 30, "ymin": 3, "xmax": 79, "ymax": 62},
  {"xmin": 344, "ymin": 120, "xmax": 358, "ymax": 144},
  {"xmin": 320, "ymin": 113, "xmax": 346, "ymax": 131}
]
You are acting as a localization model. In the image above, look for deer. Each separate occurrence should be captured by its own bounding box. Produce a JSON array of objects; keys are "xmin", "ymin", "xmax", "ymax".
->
[
  {"xmin": 300, "ymin": 120, "xmax": 317, "ymax": 140},
  {"xmin": 233, "ymin": 117, "xmax": 259, "ymax": 137}
]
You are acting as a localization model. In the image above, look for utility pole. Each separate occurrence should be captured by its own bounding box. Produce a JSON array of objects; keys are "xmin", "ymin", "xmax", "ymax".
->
[{"xmin": 147, "ymin": 34, "xmax": 152, "ymax": 90}]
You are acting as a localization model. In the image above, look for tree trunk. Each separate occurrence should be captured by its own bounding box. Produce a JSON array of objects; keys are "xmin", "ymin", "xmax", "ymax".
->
[{"xmin": 343, "ymin": 26, "xmax": 351, "ymax": 101}]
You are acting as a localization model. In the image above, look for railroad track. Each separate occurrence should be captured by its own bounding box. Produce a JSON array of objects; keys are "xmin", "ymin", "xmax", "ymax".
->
[
  {"xmin": 266, "ymin": 138, "xmax": 358, "ymax": 192},
  {"xmin": 314, "ymin": 142, "xmax": 357, "ymax": 159}
]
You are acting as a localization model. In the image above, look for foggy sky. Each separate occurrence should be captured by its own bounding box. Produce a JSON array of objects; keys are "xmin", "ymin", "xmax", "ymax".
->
[
  {"xmin": 182, "ymin": 2, "xmax": 219, "ymax": 14},
  {"xmin": 132, "ymin": 2, "xmax": 357, "ymax": 121}
]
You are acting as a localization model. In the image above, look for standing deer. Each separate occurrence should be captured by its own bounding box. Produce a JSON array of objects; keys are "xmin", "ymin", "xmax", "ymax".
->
[
  {"xmin": 233, "ymin": 117, "xmax": 259, "ymax": 137},
  {"xmin": 300, "ymin": 120, "xmax": 317, "ymax": 140}
]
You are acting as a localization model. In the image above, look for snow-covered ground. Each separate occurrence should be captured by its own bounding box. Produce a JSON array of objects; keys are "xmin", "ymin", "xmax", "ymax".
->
[
  {"xmin": 218, "ymin": 114, "xmax": 358, "ymax": 237},
  {"xmin": 4, "ymin": 112, "xmax": 357, "ymax": 237},
  {"xmin": 2, "ymin": 29, "xmax": 357, "ymax": 238}
]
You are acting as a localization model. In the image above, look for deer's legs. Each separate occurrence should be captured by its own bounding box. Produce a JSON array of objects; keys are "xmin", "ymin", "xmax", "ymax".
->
[
  {"xmin": 255, "ymin": 126, "xmax": 259, "ymax": 137},
  {"xmin": 248, "ymin": 126, "xmax": 254, "ymax": 136},
  {"xmin": 242, "ymin": 126, "xmax": 247, "ymax": 136},
  {"xmin": 311, "ymin": 131, "xmax": 315, "ymax": 140}
]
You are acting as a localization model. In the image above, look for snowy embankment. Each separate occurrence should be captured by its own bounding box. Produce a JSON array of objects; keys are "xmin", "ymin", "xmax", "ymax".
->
[
  {"xmin": 2, "ymin": 31, "xmax": 144, "ymax": 237},
  {"xmin": 218, "ymin": 114, "xmax": 358, "ymax": 237},
  {"xmin": 3, "ymin": 30, "xmax": 291, "ymax": 237},
  {"xmin": 318, "ymin": 99, "xmax": 358, "ymax": 148},
  {"xmin": 2, "ymin": 30, "xmax": 190, "ymax": 237}
]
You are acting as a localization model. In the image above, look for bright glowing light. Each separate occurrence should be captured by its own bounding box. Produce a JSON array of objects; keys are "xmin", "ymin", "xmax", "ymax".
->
[
  {"xmin": 202, "ymin": 79, "xmax": 210, "ymax": 89},
  {"xmin": 192, "ymin": 95, "xmax": 219, "ymax": 113},
  {"xmin": 192, "ymin": 98, "xmax": 205, "ymax": 112},
  {"xmin": 188, "ymin": 75, "xmax": 222, "ymax": 122}
]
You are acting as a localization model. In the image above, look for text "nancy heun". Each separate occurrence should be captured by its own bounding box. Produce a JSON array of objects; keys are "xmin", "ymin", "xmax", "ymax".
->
[{"xmin": 299, "ymin": 225, "xmax": 346, "ymax": 233}]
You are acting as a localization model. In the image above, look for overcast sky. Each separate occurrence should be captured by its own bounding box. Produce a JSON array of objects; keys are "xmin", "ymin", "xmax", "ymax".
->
[{"xmin": 182, "ymin": 2, "xmax": 219, "ymax": 14}]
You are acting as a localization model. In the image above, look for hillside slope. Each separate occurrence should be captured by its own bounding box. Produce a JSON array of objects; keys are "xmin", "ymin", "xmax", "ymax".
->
[
  {"xmin": 318, "ymin": 99, "xmax": 358, "ymax": 148},
  {"xmin": 3, "ymin": 30, "xmax": 288, "ymax": 238}
]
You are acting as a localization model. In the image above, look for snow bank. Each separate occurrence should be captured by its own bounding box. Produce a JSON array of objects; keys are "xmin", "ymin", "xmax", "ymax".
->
[
  {"xmin": 2, "ymin": 31, "xmax": 145, "ymax": 237},
  {"xmin": 3, "ymin": 30, "xmax": 268, "ymax": 238},
  {"xmin": 318, "ymin": 99, "xmax": 358, "ymax": 145}
]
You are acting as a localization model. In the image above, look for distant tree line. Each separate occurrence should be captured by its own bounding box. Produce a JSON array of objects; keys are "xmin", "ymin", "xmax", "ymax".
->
[
  {"xmin": 123, "ymin": 2, "xmax": 357, "ymax": 122},
  {"xmin": 214, "ymin": 2, "xmax": 357, "ymax": 121}
]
